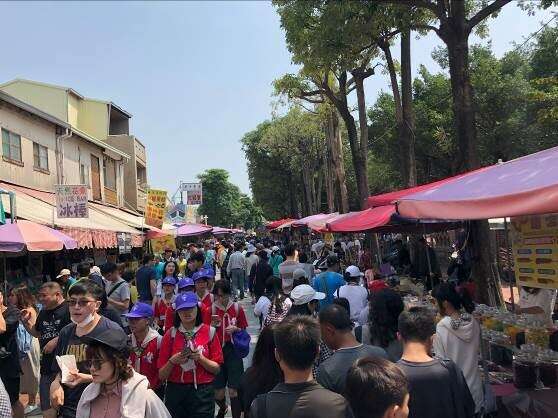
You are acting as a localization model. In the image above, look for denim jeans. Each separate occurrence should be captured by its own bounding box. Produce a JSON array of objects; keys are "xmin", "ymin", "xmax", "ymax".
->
[{"xmin": 230, "ymin": 268, "xmax": 245, "ymax": 299}]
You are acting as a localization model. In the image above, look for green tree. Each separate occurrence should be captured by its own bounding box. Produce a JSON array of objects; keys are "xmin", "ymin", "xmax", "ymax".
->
[{"xmin": 197, "ymin": 169, "xmax": 263, "ymax": 229}]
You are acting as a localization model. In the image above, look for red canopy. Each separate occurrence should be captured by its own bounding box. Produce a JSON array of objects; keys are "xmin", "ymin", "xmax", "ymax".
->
[
  {"xmin": 266, "ymin": 218, "xmax": 296, "ymax": 230},
  {"xmin": 366, "ymin": 169, "xmax": 486, "ymax": 208},
  {"xmin": 397, "ymin": 145, "xmax": 558, "ymax": 220},
  {"xmin": 326, "ymin": 206, "xmax": 396, "ymax": 232}
]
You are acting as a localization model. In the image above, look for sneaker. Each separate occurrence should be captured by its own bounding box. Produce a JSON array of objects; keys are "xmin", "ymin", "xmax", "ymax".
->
[{"xmin": 24, "ymin": 405, "xmax": 40, "ymax": 416}]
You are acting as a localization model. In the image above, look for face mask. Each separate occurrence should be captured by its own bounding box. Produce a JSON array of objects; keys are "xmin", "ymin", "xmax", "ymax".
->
[{"xmin": 71, "ymin": 313, "xmax": 95, "ymax": 328}]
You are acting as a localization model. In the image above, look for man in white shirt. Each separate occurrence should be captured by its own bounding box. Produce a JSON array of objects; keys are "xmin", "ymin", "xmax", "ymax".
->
[
  {"xmin": 516, "ymin": 286, "xmax": 557, "ymax": 325},
  {"xmin": 336, "ymin": 265, "xmax": 369, "ymax": 322},
  {"xmin": 226, "ymin": 242, "xmax": 247, "ymax": 300}
]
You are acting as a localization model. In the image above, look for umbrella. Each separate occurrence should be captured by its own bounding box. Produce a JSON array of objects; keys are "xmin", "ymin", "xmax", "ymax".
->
[{"xmin": 0, "ymin": 220, "xmax": 77, "ymax": 252}]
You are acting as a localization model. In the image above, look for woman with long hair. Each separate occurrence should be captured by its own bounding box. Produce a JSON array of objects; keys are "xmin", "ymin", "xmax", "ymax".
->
[
  {"xmin": 76, "ymin": 327, "xmax": 170, "ymax": 418},
  {"xmin": 354, "ymin": 288, "xmax": 404, "ymax": 362},
  {"xmin": 158, "ymin": 292, "xmax": 223, "ymax": 418},
  {"xmin": 163, "ymin": 261, "xmax": 179, "ymax": 281},
  {"xmin": 262, "ymin": 277, "xmax": 291, "ymax": 327},
  {"xmin": 239, "ymin": 326, "xmax": 283, "ymax": 418},
  {"xmin": 10, "ymin": 286, "xmax": 41, "ymax": 416},
  {"xmin": 433, "ymin": 282, "xmax": 482, "ymax": 414}
]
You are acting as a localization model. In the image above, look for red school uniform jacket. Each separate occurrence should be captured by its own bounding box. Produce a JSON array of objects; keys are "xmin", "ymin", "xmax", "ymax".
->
[
  {"xmin": 199, "ymin": 292, "xmax": 214, "ymax": 310},
  {"xmin": 203, "ymin": 302, "xmax": 248, "ymax": 345},
  {"xmin": 130, "ymin": 328, "xmax": 162, "ymax": 390},
  {"xmin": 154, "ymin": 297, "xmax": 173, "ymax": 329},
  {"xmin": 157, "ymin": 323, "xmax": 223, "ymax": 385}
]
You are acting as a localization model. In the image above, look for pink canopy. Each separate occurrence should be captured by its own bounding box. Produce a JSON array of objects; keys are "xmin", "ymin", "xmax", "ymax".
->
[
  {"xmin": 291, "ymin": 213, "xmax": 338, "ymax": 229},
  {"xmin": 366, "ymin": 169, "xmax": 486, "ymax": 208},
  {"xmin": 397, "ymin": 146, "xmax": 558, "ymax": 220},
  {"xmin": 266, "ymin": 218, "xmax": 296, "ymax": 230},
  {"xmin": 176, "ymin": 223, "xmax": 213, "ymax": 237},
  {"xmin": 0, "ymin": 220, "xmax": 78, "ymax": 252},
  {"xmin": 211, "ymin": 227, "xmax": 233, "ymax": 235},
  {"xmin": 326, "ymin": 206, "xmax": 396, "ymax": 232}
]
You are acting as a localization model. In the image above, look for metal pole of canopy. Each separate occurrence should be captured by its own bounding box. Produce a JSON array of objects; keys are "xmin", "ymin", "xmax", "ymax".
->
[{"xmin": 503, "ymin": 218, "xmax": 515, "ymax": 311}]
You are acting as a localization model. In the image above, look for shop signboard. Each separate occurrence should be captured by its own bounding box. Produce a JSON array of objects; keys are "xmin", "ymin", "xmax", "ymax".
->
[
  {"xmin": 117, "ymin": 232, "xmax": 132, "ymax": 254},
  {"xmin": 145, "ymin": 189, "xmax": 167, "ymax": 228},
  {"xmin": 55, "ymin": 185, "xmax": 88, "ymax": 218},
  {"xmin": 511, "ymin": 213, "xmax": 558, "ymax": 289},
  {"xmin": 180, "ymin": 182, "xmax": 203, "ymax": 205},
  {"xmin": 150, "ymin": 235, "xmax": 176, "ymax": 254}
]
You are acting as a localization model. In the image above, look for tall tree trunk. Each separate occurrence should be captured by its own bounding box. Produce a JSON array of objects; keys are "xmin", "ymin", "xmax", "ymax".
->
[
  {"xmin": 380, "ymin": 41, "xmax": 408, "ymax": 186},
  {"xmin": 353, "ymin": 75, "xmax": 370, "ymax": 209},
  {"xmin": 401, "ymin": 28, "xmax": 417, "ymax": 187},
  {"xmin": 439, "ymin": 1, "xmax": 498, "ymax": 305},
  {"xmin": 328, "ymin": 109, "xmax": 349, "ymax": 213},
  {"xmin": 324, "ymin": 120, "xmax": 336, "ymax": 212}
]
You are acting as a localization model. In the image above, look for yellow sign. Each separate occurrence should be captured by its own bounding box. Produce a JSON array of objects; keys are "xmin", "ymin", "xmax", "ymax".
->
[
  {"xmin": 145, "ymin": 189, "xmax": 167, "ymax": 229},
  {"xmin": 511, "ymin": 213, "xmax": 558, "ymax": 289},
  {"xmin": 150, "ymin": 235, "xmax": 176, "ymax": 254},
  {"xmin": 324, "ymin": 233, "xmax": 334, "ymax": 246}
]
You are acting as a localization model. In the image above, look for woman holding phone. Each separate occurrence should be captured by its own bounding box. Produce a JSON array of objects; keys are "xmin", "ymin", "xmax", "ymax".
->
[{"xmin": 158, "ymin": 292, "xmax": 223, "ymax": 418}]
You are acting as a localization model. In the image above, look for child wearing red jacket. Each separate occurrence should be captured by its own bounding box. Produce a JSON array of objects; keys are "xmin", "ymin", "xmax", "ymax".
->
[
  {"xmin": 193, "ymin": 268, "xmax": 215, "ymax": 309},
  {"xmin": 125, "ymin": 302, "xmax": 163, "ymax": 397},
  {"xmin": 154, "ymin": 276, "xmax": 176, "ymax": 332}
]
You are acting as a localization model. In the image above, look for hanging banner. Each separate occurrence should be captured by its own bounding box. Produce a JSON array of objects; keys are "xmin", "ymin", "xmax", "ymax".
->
[
  {"xmin": 117, "ymin": 232, "xmax": 132, "ymax": 254},
  {"xmin": 55, "ymin": 185, "xmax": 89, "ymax": 218},
  {"xmin": 511, "ymin": 213, "xmax": 558, "ymax": 289},
  {"xmin": 150, "ymin": 235, "xmax": 176, "ymax": 254},
  {"xmin": 180, "ymin": 182, "xmax": 203, "ymax": 205},
  {"xmin": 145, "ymin": 189, "xmax": 167, "ymax": 228}
]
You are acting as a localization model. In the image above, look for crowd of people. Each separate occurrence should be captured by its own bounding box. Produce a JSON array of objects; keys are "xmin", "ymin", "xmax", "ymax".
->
[{"xmin": 0, "ymin": 235, "xmax": 541, "ymax": 418}]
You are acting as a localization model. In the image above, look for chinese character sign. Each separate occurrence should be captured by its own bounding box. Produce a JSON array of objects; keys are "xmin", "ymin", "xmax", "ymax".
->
[
  {"xmin": 180, "ymin": 182, "xmax": 203, "ymax": 205},
  {"xmin": 55, "ymin": 185, "xmax": 89, "ymax": 218},
  {"xmin": 511, "ymin": 213, "xmax": 558, "ymax": 289},
  {"xmin": 145, "ymin": 189, "xmax": 167, "ymax": 228},
  {"xmin": 117, "ymin": 232, "xmax": 132, "ymax": 254}
]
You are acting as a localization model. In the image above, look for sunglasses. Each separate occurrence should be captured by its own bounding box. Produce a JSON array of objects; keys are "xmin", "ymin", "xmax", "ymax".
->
[
  {"xmin": 85, "ymin": 358, "xmax": 109, "ymax": 370},
  {"xmin": 68, "ymin": 298, "xmax": 96, "ymax": 307}
]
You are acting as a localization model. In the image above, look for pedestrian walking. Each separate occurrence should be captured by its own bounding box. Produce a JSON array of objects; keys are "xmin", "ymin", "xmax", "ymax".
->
[
  {"xmin": 206, "ymin": 280, "xmax": 248, "ymax": 418},
  {"xmin": 103, "ymin": 262, "xmax": 131, "ymax": 330},
  {"xmin": 10, "ymin": 286, "xmax": 41, "ymax": 417},
  {"xmin": 154, "ymin": 277, "xmax": 177, "ymax": 333},
  {"xmin": 345, "ymin": 357, "xmax": 409, "ymax": 418},
  {"xmin": 354, "ymin": 289, "xmax": 404, "ymax": 362},
  {"xmin": 125, "ymin": 303, "xmax": 163, "ymax": 397},
  {"xmin": 50, "ymin": 280, "xmax": 123, "ymax": 418},
  {"xmin": 250, "ymin": 315, "xmax": 353, "ymax": 418},
  {"xmin": 268, "ymin": 246, "xmax": 283, "ymax": 278},
  {"xmin": 158, "ymin": 292, "xmax": 223, "ymax": 418},
  {"xmin": 0, "ymin": 288, "xmax": 25, "ymax": 418},
  {"xmin": 20, "ymin": 282, "xmax": 71, "ymax": 418},
  {"xmin": 287, "ymin": 284, "xmax": 331, "ymax": 378},
  {"xmin": 164, "ymin": 277, "xmax": 195, "ymax": 332},
  {"xmin": 193, "ymin": 269, "xmax": 215, "ymax": 309},
  {"xmin": 312, "ymin": 255, "xmax": 345, "ymax": 309},
  {"xmin": 336, "ymin": 266, "xmax": 368, "ymax": 323},
  {"xmin": 317, "ymin": 304, "xmax": 387, "ymax": 394},
  {"xmin": 397, "ymin": 307, "xmax": 475, "ymax": 418},
  {"xmin": 226, "ymin": 243, "xmax": 247, "ymax": 300},
  {"xmin": 251, "ymin": 250, "xmax": 273, "ymax": 301},
  {"xmin": 432, "ymin": 283, "xmax": 483, "ymax": 414},
  {"xmin": 76, "ymin": 327, "xmax": 170, "ymax": 418},
  {"xmin": 245, "ymin": 244, "xmax": 259, "ymax": 299},
  {"xmin": 238, "ymin": 326, "xmax": 282, "ymax": 418},
  {"xmin": 136, "ymin": 255, "xmax": 157, "ymax": 304}
]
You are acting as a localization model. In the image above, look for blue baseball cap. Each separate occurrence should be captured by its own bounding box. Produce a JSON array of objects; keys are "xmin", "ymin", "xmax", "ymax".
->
[
  {"xmin": 162, "ymin": 276, "xmax": 177, "ymax": 286},
  {"xmin": 177, "ymin": 277, "xmax": 194, "ymax": 290},
  {"xmin": 193, "ymin": 268, "xmax": 214, "ymax": 282},
  {"xmin": 174, "ymin": 292, "xmax": 199, "ymax": 310},
  {"xmin": 124, "ymin": 302, "xmax": 154, "ymax": 318}
]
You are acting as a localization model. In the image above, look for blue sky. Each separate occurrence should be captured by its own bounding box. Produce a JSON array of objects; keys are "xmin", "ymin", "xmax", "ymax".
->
[{"xmin": 0, "ymin": 1, "xmax": 554, "ymax": 196}]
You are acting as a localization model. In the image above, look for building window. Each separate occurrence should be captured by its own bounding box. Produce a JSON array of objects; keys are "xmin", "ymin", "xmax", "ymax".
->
[
  {"xmin": 33, "ymin": 142, "xmax": 49, "ymax": 170},
  {"xmin": 80, "ymin": 163, "xmax": 90, "ymax": 186},
  {"xmin": 103, "ymin": 157, "xmax": 117, "ymax": 190},
  {"xmin": 2, "ymin": 128, "xmax": 22, "ymax": 162}
]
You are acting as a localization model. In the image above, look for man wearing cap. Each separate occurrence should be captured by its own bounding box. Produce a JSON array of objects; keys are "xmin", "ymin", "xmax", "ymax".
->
[
  {"xmin": 57, "ymin": 269, "xmax": 77, "ymax": 298},
  {"xmin": 163, "ymin": 277, "xmax": 195, "ymax": 332},
  {"xmin": 269, "ymin": 246, "xmax": 283, "ymax": 278},
  {"xmin": 336, "ymin": 265, "xmax": 369, "ymax": 322},
  {"xmin": 125, "ymin": 303, "xmax": 163, "ymax": 396},
  {"xmin": 163, "ymin": 248, "xmax": 175, "ymax": 263},
  {"xmin": 193, "ymin": 269, "xmax": 215, "ymax": 309},
  {"xmin": 312, "ymin": 255, "xmax": 345, "ymax": 309}
]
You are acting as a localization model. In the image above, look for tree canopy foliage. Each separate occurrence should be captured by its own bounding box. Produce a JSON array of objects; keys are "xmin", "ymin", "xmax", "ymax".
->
[{"xmin": 196, "ymin": 169, "xmax": 263, "ymax": 230}]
